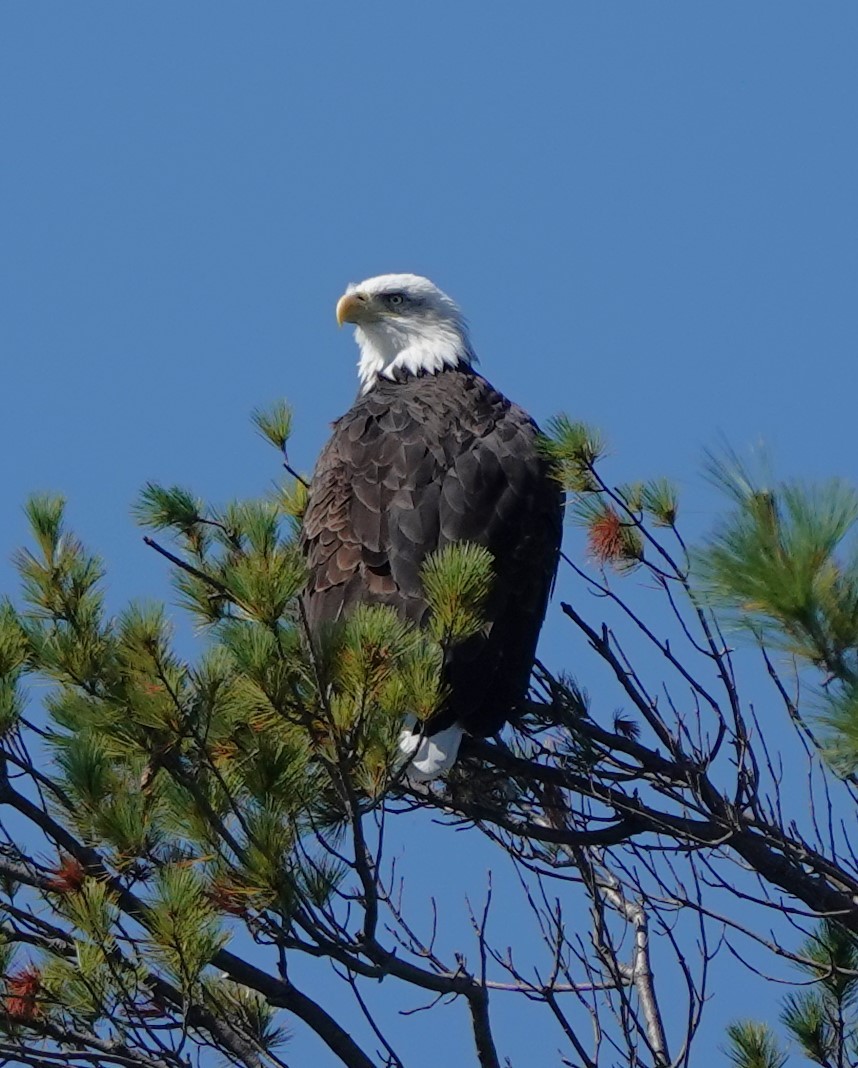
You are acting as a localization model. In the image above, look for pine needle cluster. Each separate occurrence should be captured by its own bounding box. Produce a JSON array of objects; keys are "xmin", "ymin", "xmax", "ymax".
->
[
  {"xmin": 540, "ymin": 413, "xmax": 679, "ymax": 571},
  {"xmin": 0, "ymin": 405, "xmax": 500, "ymax": 1062},
  {"xmin": 698, "ymin": 454, "xmax": 858, "ymax": 770},
  {"xmin": 726, "ymin": 921, "xmax": 858, "ymax": 1067}
]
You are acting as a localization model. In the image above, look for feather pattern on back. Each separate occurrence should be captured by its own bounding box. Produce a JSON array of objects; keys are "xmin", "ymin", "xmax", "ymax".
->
[{"xmin": 300, "ymin": 365, "xmax": 563, "ymax": 738}]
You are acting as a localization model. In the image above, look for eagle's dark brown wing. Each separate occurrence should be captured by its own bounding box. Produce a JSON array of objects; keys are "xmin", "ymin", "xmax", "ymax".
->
[{"xmin": 300, "ymin": 367, "xmax": 562, "ymax": 737}]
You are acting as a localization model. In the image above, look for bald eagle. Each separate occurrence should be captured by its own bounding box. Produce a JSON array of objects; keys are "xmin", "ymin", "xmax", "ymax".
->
[{"xmin": 301, "ymin": 274, "xmax": 563, "ymax": 779}]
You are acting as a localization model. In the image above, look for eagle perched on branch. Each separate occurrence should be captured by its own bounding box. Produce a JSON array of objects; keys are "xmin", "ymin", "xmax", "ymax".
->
[{"xmin": 301, "ymin": 274, "xmax": 562, "ymax": 779}]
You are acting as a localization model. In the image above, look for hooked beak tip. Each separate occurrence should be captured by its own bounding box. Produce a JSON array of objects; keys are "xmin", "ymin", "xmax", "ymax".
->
[{"xmin": 336, "ymin": 293, "xmax": 363, "ymax": 327}]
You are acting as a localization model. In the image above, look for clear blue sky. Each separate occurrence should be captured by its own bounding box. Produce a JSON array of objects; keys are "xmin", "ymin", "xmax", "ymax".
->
[{"xmin": 1, "ymin": 4, "xmax": 857, "ymax": 1064}]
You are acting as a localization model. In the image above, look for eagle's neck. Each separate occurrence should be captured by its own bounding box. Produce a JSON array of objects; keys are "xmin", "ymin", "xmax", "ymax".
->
[{"xmin": 356, "ymin": 318, "xmax": 475, "ymax": 393}]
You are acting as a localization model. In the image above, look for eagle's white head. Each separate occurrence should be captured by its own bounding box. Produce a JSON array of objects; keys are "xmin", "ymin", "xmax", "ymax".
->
[{"xmin": 336, "ymin": 273, "xmax": 476, "ymax": 392}]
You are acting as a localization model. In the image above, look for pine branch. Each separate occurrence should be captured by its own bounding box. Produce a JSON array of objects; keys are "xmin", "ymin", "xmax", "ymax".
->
[{"xmin": 142, "ymin": 536, "xmax": 233, "ymax": 599}]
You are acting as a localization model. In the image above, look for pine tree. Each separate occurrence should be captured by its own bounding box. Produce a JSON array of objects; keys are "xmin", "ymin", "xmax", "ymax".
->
[{"xmin": 3, "ymin": 405, "xmax": 858, "ymax": 1065}]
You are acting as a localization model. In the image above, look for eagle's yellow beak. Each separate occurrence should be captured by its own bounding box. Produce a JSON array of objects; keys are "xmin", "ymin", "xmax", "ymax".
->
[{"xmin": 336, "ymin": 292, "xmax": 366, "ymax": 327}]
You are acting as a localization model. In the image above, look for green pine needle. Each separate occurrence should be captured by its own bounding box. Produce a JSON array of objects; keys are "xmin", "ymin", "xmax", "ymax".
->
[
  {"xmin": 202, "ymin": 975, "xmax": 291, "ymax": 1052},
  {"xmin": 641, "ymin": 477, "xmax": 679, "ymax": 526},
  {"xmin": 95, "ymin": 793, "xmax": 159, "ymax": 861},
  {"xmin": 223, "ymin": 549, "xmax": 306, "ymax": 626},
  {"xmin": 795, "ymin": 920, "xmax": 858, "ymax": 1001},
  {"xmin": 239, "ymin": 806, "xmax": 297, "ymax": 903},
  {"xmin": 724, "ymin": 1020, "xmax": 788, "ymax": 1068},
  {"xmin": 781, "ymin": 991, "xmax": 829, "ymax": 1063},
  {"xmin": 420, "ymin": 543, "xmax": 494, "ymax": 644},
  {"xmin": 23, "ymin": 493, "xmax": 66, "ymax": 561},
  {"xmin": 134, "ymin": 482, "xmax": 205, "ymax": 534},
  {"xmin": 56, "ymin": 733, "xmax": 115, "ymax": 811},
  {"xmin": 0, "ymin": 602, "xmax": 27, "ymax": 736},
  {"xmin": 0, "ymin": 678, "xmax": 23, "ymax": 737},
  {"xmin": 616, "ymin": 482, "xmax": 644, "ymax": 513},
  {"xmin": 251, "ymin": 400, "xmax": 294, "ymax": 454},
  {"xmin": 147, "ymin": 866, "xmax": 228, "ymax": 988},
  {"xmin": 539, "ymin": 415, "xmax": 605, "ymax": 492},
  {"xmin": 698, "ymin": 468, "xmax": 858, "ymax": 662},
  {"xmin": 274, "ymin": 478, "xmax": 309, "ymax": 522},
  {"xmin": 0, "ymin": 601, "xmax": 27, "ymax": 676},
  {"xmin": 60, "ymin": 879, "xmax": 118, "ymax": 947}
]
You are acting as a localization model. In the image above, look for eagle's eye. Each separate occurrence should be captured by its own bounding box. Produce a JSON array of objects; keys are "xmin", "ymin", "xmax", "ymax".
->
[{"xmin": 386, "ymin": 293, "xmax": 405, "ymax": 307}]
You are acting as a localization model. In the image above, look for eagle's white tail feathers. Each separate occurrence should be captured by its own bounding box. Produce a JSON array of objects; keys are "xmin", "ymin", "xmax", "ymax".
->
[{"xmin": 398, "ymin": 719, "xmax": 465, "ymax": 783}]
